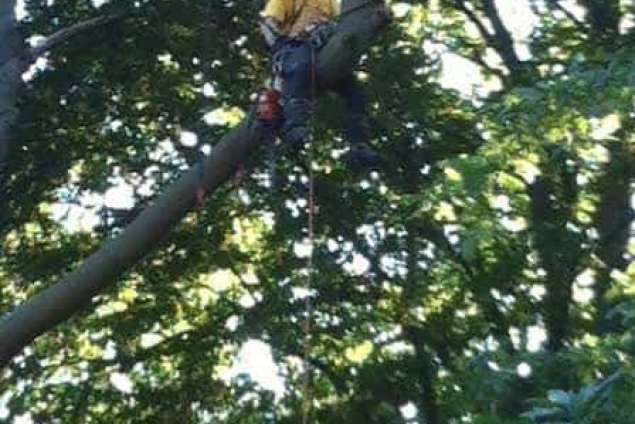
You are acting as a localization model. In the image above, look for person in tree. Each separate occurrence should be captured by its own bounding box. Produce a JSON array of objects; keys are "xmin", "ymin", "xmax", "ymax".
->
[{"xmin": 260, "ymin": 0, "xmax": 381, "ymax": 168}]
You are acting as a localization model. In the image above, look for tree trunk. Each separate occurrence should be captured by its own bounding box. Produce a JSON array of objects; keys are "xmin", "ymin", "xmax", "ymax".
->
[
  {"xmin": 0, "ymin": 0, "xmax": 26, "ymax": 178},
  {"xmin": 402, "ymin": 226, "xmax": 442, "ymax": 424},
  {"xmin": 529, "ymin": 170, "xmax": 581, "ymax": 352},
  {"xmin": 0, "ymin": 0, "xmax": 390, "ymax": 368},
  {"xmin": 578, "ymin": 0, "xmax": 621, "ymax": 40},
  {"xmin": 594, "ymin": 139, "xmax": 634, "ymax": 334},
  {"xmin": 405, "ymin": 326, "xmax": 441, "ymax": 424}
]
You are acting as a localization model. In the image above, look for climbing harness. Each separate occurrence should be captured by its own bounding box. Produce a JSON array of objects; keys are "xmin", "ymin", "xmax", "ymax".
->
[{"xmin": 306, "ymin": 22, "xmax": 336, "ymax": 50}]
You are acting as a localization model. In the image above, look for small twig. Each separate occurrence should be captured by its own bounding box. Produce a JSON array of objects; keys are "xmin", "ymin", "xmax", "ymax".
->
[
  {"xmin": 453, "ymin": 0, "xmax": 495, "ymax": 45},
  {"xmin": 29, "ymin": 12, "xmax": 123, "ymax": 59}
]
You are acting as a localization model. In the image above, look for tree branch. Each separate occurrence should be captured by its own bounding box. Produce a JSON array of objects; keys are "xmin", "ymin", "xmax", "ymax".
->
[
  {"xmin": 593, "ymin": 137, "xmax": 634, "ymax": 333},
  {"xmin": 576, "ymin": 0, "xmax": 621, "ymax": 40},
  {"xmin": 0, "ymin": 0, "xmax": 26, "ymax": 187},
  {"xmin": 529, "ymin": 165, "xmax": 581, "ymax": 352},
  {"xmin": 29, "ymin": 13, "xmax": 123, "ymax": 59},
  {"xmin": 480, "ymin": 0, "xmax": 523, "ymax": 74},
  {"xmin": 450, "ymin": 46, "xmax": 506, "ymax": 79},
  {"xmin": 545, "ymin": 0, "xmax": 587, "ymax": 32},
  {"xmin": 453, "ymin": 0, "xmax": 496, "ymax": 48},
  {"xmin": 453, "ymin": 0, "xmax": 523, "ymax": 81},
  {"xmin": 0, "ymin": 0, "xmax": 390, "ymax": 368}
]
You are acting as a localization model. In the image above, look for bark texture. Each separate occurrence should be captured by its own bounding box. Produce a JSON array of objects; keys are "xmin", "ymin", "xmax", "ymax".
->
[
  {"xmin": 578, "ymin": 0, "xmax": 621, "ymax": 40},
  {"xmin": 0, "ymin": 0, "xmax": 26, "ymax": 177},
  {"xmin": 594, "ymin": 139, "xmax": 634, "ymax": 333},
  {"xmin": 529, "ymin": 159, "xmax": 581, "ymax": 353},
  {"xmin": 0, "ymin": 0, "xmax": 390, "ymax": 367}
]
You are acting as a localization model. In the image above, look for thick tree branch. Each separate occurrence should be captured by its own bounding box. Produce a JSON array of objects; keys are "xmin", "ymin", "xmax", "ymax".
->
[
  {"xmin": 577, "ymin": 0, "xmax": 621, "ymax": 41},
  {"xmin": 593, "ymin": 138, "xmax": 634, "ymax": 333},
  {"xmin": 454, "ymin": 0, "xmax": 495, "ymax": 46},
  {"xmin": 529, "ymin": 161, "xmax": 582, "ymax": 352},
  {"xmin": 480, "ymin": 0, "xmax": 523, "ymax": 74},
  {"xmin": 0, "ymin": 0, "xmax": 21, "ymax": 66},
  {"xmin": 453, "ymin": 0, "xmax": 523, "ymax": 82},
  {"xmin": 0, "ymin": 0, "xmax": 390, "ymax": 368},
  {"xmin": 0, "ymin": 0, "xmax": 25, "ymax": 181}
]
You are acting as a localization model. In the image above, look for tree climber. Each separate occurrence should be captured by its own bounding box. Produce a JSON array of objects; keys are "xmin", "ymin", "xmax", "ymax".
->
[{"xmin": 259, "ymin": 0, "xmax": 381, "ymax": 168}]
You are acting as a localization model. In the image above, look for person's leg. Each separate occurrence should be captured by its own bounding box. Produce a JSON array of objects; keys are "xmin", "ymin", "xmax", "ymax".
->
[
  {"xmin": 274, "ymin": 41, "xmax": 313, "ymax": 147},
  {"xmin": 331, "ymin": 74, "xmax": 368, "ymax": 145},
  {"xmin": 331, "ymin": 75, "xmax": 381, "ymax": 169}
]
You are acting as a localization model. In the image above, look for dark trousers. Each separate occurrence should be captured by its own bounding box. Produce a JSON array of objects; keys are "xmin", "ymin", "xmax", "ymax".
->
[{"xmin": 273, "ymin": 39, "xmax": 368, "ymax": 146}]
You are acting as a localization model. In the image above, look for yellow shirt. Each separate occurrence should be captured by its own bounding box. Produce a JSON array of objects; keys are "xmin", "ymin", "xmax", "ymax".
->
[{"xmin": 262, "ymin": 0, "xmax": 340, "ymax": 38}]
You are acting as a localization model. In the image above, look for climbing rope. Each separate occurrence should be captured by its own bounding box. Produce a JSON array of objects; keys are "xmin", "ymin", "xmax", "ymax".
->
[
  {"xmin": 301, "ymin": 147, "xmax": 315, "ymax": 424},
  {"xmin": 301, "ymin": 43, "xmax": 318, "ymax": 424}
]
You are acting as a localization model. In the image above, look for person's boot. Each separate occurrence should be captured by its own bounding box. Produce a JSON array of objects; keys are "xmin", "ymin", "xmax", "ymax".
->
[
  {"xmin": 342, "ymin": 112, "xmax": 382, "ymax": 170},
  {"xmin": 343, "ymin": 143, "xmax": 382, "ymax": 170}
]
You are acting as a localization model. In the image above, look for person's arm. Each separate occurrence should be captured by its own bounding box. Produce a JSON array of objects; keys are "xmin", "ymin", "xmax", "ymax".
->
[
  {"xmin": 262, "ymin": 0, "xmax": 287, "ymax": 23},
  {"xmin": 260, "ymin": 0, "xmax": 287, "ymax": 49}
]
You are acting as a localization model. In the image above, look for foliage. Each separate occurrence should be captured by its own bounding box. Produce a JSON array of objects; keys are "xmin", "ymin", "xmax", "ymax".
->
[{"xmin": 1, "ymin": 0, "xmax": 634, "ymax": 423}]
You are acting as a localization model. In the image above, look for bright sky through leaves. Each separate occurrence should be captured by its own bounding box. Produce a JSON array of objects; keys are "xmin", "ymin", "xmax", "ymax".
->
[{"xmin": 3, "ymin": 0, "xmax": 634, "ymax": 421}]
